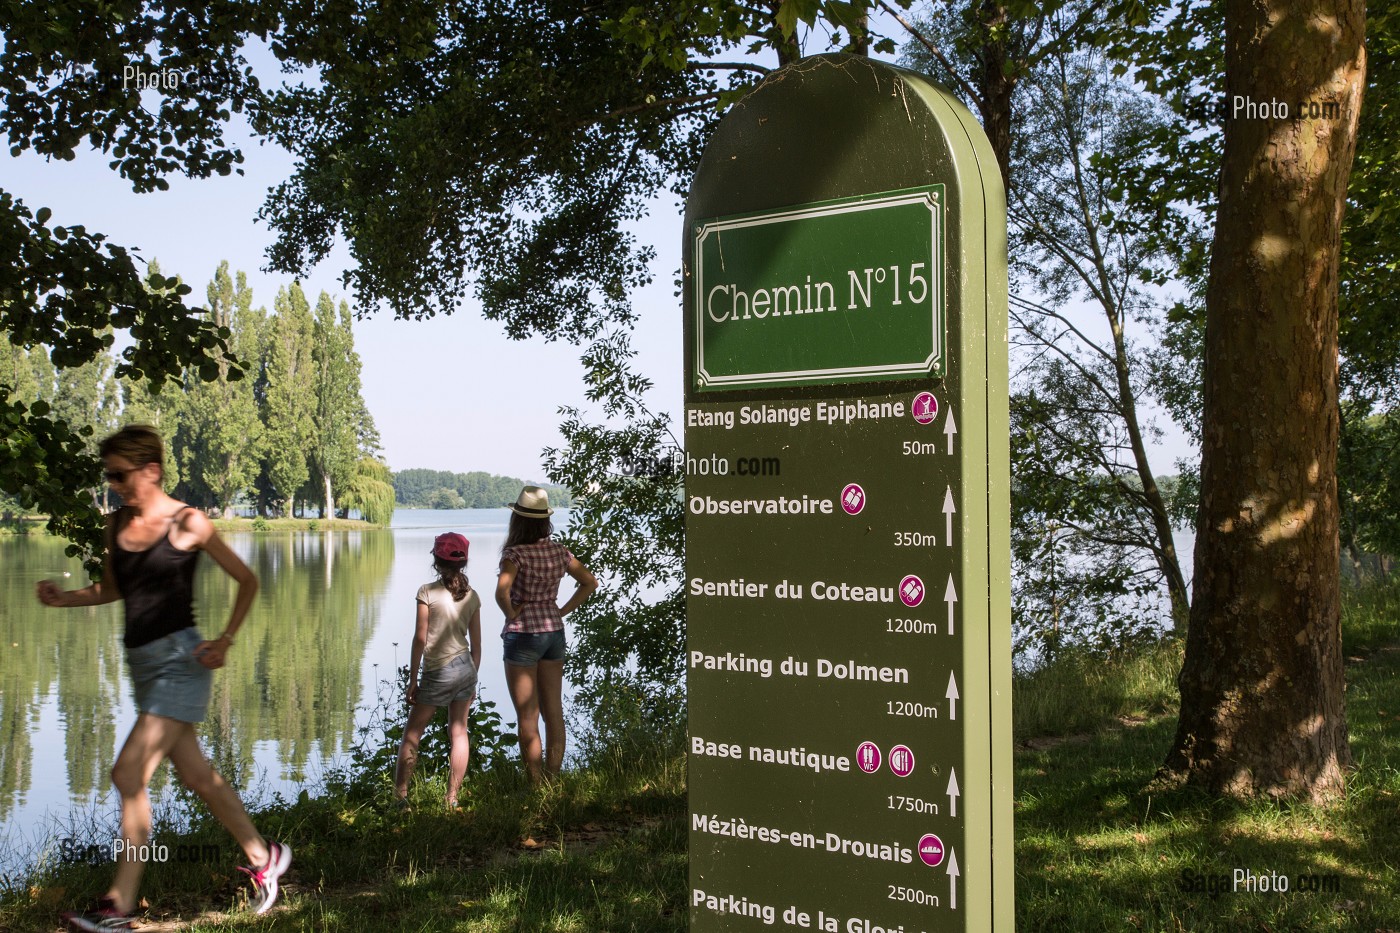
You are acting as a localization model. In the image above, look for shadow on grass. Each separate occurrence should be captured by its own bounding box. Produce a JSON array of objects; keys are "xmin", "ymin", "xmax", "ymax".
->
[{"xmin": 1014, "ymin": 645, "xmax": 1400, "ymax": 932}]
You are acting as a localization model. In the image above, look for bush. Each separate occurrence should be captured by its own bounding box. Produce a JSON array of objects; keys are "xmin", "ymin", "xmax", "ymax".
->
[{"xmin": 324, "ymin": 665, "xmax": 514, "ymax": 800}]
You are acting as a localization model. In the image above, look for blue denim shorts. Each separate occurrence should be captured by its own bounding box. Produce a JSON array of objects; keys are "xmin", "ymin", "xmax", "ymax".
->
[
  {"xmin": 126, "ymin": 627, "xmax": 212, "ymax": 723},
  {"xmin": 502, "ymin": 629, "xmax": 567, "ymax": 666},
  {"xmin": 416, "ymin": 652, "xmax": 478, "ymax": 706}
]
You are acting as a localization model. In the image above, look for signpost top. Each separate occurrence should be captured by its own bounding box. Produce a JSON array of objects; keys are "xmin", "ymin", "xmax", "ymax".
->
[{"xmin": 685, "ymin": 55, "xmax": 1004, "ymax": 403}]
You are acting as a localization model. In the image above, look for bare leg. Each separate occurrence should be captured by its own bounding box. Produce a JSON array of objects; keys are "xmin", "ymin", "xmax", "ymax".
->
[
  {"xmin": 505, "ymin": 661, "xmax": 542, "ymax": 784},
  {"xmin": 394, "ymin": 703, "xmax": 440, "ymax": 799},
  {"xmin": 166, "ymin": 726, "xmax": 270, "ymax": 868},
  {"xmin": 537, "ymin": 659, "xmax": 566, "ymax": 779},
  {"xmin": 107, "ymin": 714, "xmax": 189, "ymax": 913},
  {"xmin": 446, "ymin": 695, "xmax": 473, "ymax": 807}
]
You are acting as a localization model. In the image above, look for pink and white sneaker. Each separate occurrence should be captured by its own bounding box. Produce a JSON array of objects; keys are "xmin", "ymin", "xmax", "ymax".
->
[
  {"xmin": 238, "ymin": 841, "xmax": 292, "ymax": 914},
  {"xmin": 60, "ymin": 896, "xmax": 136, "ymax": 930}
]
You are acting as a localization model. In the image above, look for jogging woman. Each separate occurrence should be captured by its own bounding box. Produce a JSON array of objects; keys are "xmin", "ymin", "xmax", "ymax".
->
[{"xmin": 36, "ymin": 425, "xmax": 290, "ymax": 930}]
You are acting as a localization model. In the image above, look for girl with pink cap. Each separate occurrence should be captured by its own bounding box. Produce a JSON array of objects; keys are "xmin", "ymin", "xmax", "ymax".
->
[{"xmin": 394, "ymin": 531, "xmax": 482, "ymax": 809}]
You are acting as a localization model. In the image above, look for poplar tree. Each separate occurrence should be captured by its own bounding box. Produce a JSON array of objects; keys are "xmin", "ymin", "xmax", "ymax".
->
[
  {"xmin": 262, "ymin": 284, "xmax": 316, "ymax": 517},
  {"xmin": 177, "ymin": 262, "xmax": 264, "ymax": 516},
  {"xmin": 308, "ymin": 295, "xmax": 366, "ymax": 519}
]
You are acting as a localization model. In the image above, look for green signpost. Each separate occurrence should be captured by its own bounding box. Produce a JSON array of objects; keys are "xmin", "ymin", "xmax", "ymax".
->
[{"xmin": 684, "ymin": 56, "xmax": 1012, "ymax": 932}]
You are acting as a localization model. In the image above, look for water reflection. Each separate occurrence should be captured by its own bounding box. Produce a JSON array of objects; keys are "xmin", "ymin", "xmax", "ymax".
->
[{"xmin": 0, "ymin": 528, "xmax": 395, "ymax": 826}]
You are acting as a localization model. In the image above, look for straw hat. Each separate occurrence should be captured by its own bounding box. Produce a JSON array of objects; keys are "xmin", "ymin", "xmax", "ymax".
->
[{"xmin": 509, "ymin": 486, "xmax": 554, "ymax": 517}]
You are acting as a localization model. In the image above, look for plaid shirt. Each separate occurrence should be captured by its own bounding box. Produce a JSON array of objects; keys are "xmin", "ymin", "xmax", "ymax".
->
[{"xmin": 500, "ymin": 539, "xmax": 574, "ymax": 634}]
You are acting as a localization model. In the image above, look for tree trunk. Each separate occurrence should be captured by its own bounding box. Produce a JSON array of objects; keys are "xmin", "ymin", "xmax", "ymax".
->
[
  {"xmin": 323, "ymin": 472, "xmax": 335, "ymax": 524},
  {"xmin": 976, "ymin": 0, "xmax": 1014, "ymax": 191},
  {"xmin": 1163, "ymin": 0, "xmax": 1365, "ymax": 801}
]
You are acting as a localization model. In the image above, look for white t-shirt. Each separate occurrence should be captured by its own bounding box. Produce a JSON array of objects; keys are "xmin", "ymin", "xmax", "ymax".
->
[{"xmin": 415, "ymin": 581, "xmax": 480, "ymax": 669}]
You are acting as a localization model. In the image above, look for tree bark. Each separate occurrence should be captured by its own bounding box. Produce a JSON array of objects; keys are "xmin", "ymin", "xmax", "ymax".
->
[
  {"xmin": 1163, "ymin": 0, "xmax": 1364, "ymax": 800},
  {"xmin": 975, "ymin": 0, "xmax": 1014, "ymax": 192}
]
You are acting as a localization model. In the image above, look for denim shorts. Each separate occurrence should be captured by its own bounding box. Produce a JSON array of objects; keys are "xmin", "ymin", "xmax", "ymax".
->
[
  {"xmin": 502, "ymin": 629, "xmax": 567, "ymax": 666},
  {"xmin": 126, "ymin": 627, "xmax": 212, "ymax": 724},
  {"xmin": 416, "ymin": 652, "xmax": 478, "ymax": 706}
]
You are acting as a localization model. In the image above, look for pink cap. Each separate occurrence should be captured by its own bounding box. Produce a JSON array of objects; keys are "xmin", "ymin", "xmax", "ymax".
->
[{"xmin": 433, "ymin": 533, "xmax": 469, "ymax": 561}]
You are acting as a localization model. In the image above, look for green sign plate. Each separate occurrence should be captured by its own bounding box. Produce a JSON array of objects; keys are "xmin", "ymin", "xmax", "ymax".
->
[
  {"xmin": 693, "ymin": 187, "xmax": 946, "ymax": 391},
  {"xmin": 686, "ymin": 388, "xmax": 968, "ymax": 930}
]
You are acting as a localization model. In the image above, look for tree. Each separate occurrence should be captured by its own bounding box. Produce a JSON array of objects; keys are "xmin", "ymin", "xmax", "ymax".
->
[
  {"xmin": 176, "ymin": 262, "xmax": 264, "ymax": 516},
  {"xmin": 908, "ymin": 7, "xmax": 1194, "ymax": 652},
  {"xmin": 543, "ymin": 330, "xmax": 685, "ymax": 720},
  {"xmin": 308, "ymin": 295, "xmax": 369, "ymax": 519},
  {"xmin": 1161, "ymin": 0, "xmax": 1365, "ymax": 801},
  {"xmin": 1, "ymin": 4, "xmax": 263, "ymax": 567},
  {"xmin": 261, "ymin": 284, "xmax": 316, "ymax": 517},
  {"xmin": 340, "ymin": 456, "xmax": 395, "ymax": 525}
]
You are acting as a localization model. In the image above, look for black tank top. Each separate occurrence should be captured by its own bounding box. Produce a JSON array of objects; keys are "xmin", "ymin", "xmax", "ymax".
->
[{"xmin": 111, "ymin": 507, "xmax": 200, "ymax": 648}]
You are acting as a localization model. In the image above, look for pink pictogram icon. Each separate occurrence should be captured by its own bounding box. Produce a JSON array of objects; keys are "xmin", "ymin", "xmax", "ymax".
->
[
  {"xmin": 856, "ymin": 741, "xmax": 881, "ymax": 774},
  {"xmin": 899, "ymin": 575, "xmax": 926, "ymax": 608},
  {"xmin": 912, "ymin": 392, "xmax": 939, "ymax": 425},
  {"xmin": 841, "ymin": 483, "xmax": 866, "ymax": 515},
  {"xmin": 917, "ymin": 833, "xmax": 946, "ymax": 867},
  {"xmin": 889, "ymin": 745, "xmax": 915, "ymax": 777}
]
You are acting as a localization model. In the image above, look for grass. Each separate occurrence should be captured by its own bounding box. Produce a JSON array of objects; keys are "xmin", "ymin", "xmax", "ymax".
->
[{"xmin": 4, "ymin": 578, "xmax": 1398, "ymax": 931}]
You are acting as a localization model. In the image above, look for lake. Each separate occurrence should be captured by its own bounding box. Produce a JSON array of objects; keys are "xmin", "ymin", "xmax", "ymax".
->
[{"xmin": 0, "ymin": 508, "xmax": 567, "ymax": 878}]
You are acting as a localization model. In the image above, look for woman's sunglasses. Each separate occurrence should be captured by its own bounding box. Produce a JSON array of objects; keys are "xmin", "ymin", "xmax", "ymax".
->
[{"xmin": 103, "ymin": 466, "xmax": 145, "ymax": 483}]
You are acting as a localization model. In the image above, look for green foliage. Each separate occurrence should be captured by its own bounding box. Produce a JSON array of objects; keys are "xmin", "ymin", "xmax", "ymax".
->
[
  {"xmin": 571, "ymin": 671, "xmax": 686, "ymax": 767},
  {"xmin": 1340, "ymin": 407, "xmax": 1400, "ymax": 564},
  {"xmin": 907, "ymin": 6, "xmax": 1193, "ymax": 647},
  {"xmin": 256, "ymin": 2, "xmax": 711, "ymax": 336},
  {"xmin": 393, "ymin": 469, "xmax": 572, "ymax": 509},
  {"xmin": 544, "ymin": 330, "xmax": 685, "ymax": 711},
  {"xmin": 325, "ymin": 666, "xmax": 514, "ymax": 801},
  {"xmin": 308, "ymin": 295, "xmax": 371, "ymax": 517},
  {"xmin": 341, "ymin": 456, "xmax": 396, "ymax": 525},
  {"xmin": 261, "ymin": 284, "xmax": 315, "ymax": 516},
  {"xmin": 0, "ymin": 194, "xmax": 242, "ymax": 570},
  {"xmin": 174, "ymin": 263, "xmax": 264, "ymax": 516},
  {"xmin": 1, "ymin": 0, "xmax": 270, "ymax": 565}
]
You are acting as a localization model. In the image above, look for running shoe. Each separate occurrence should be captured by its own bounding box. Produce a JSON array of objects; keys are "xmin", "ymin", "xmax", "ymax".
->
[
  {"xmin": 60, "ymin": 896, "xmax": 136, "ymax": 931},
  {"xmin": 238, "ymin": 841, "xmax": 292, "ymax": 914}
]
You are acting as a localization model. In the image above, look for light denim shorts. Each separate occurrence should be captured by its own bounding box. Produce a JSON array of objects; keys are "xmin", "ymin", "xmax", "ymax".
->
[
  {"xmin": 502, "ymin": 629, "xmax": 567, "ymax": 666},
  {"xmin": 126, "ymin": 627, "xmax": 212, "ymax": 724},
  {"xmin": 416, "ymin": 652, "xmax": 478, "ymax": 706}
]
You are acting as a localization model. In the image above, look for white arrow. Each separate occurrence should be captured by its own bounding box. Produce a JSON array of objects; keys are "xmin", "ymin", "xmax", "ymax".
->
[
  {"xmin": 942, "ymin": 486, "xmax": 956, "ymax": 547},
  {"xmin": 946, "ymin": 767, "xmax": 960, "ymax": 819},
  {"xmin": 944, "ymin": 575, "xmax": 958, "ymax": 636},
  {"xmin": 946, "ymin": 670, "xmax": 960, "ymax": 720},
  {"xmin": 946, "ymin": 847, "xmax": 960, "ymax": 911},
  {"xmin": 944, "ymin": 406, "xmax": 958, "ymax": 455}
]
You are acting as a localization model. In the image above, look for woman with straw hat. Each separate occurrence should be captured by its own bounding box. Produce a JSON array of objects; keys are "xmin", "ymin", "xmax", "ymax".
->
[{"xmin": 496, "ymin": 486, "xmax": 597, "ymax": 783}]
